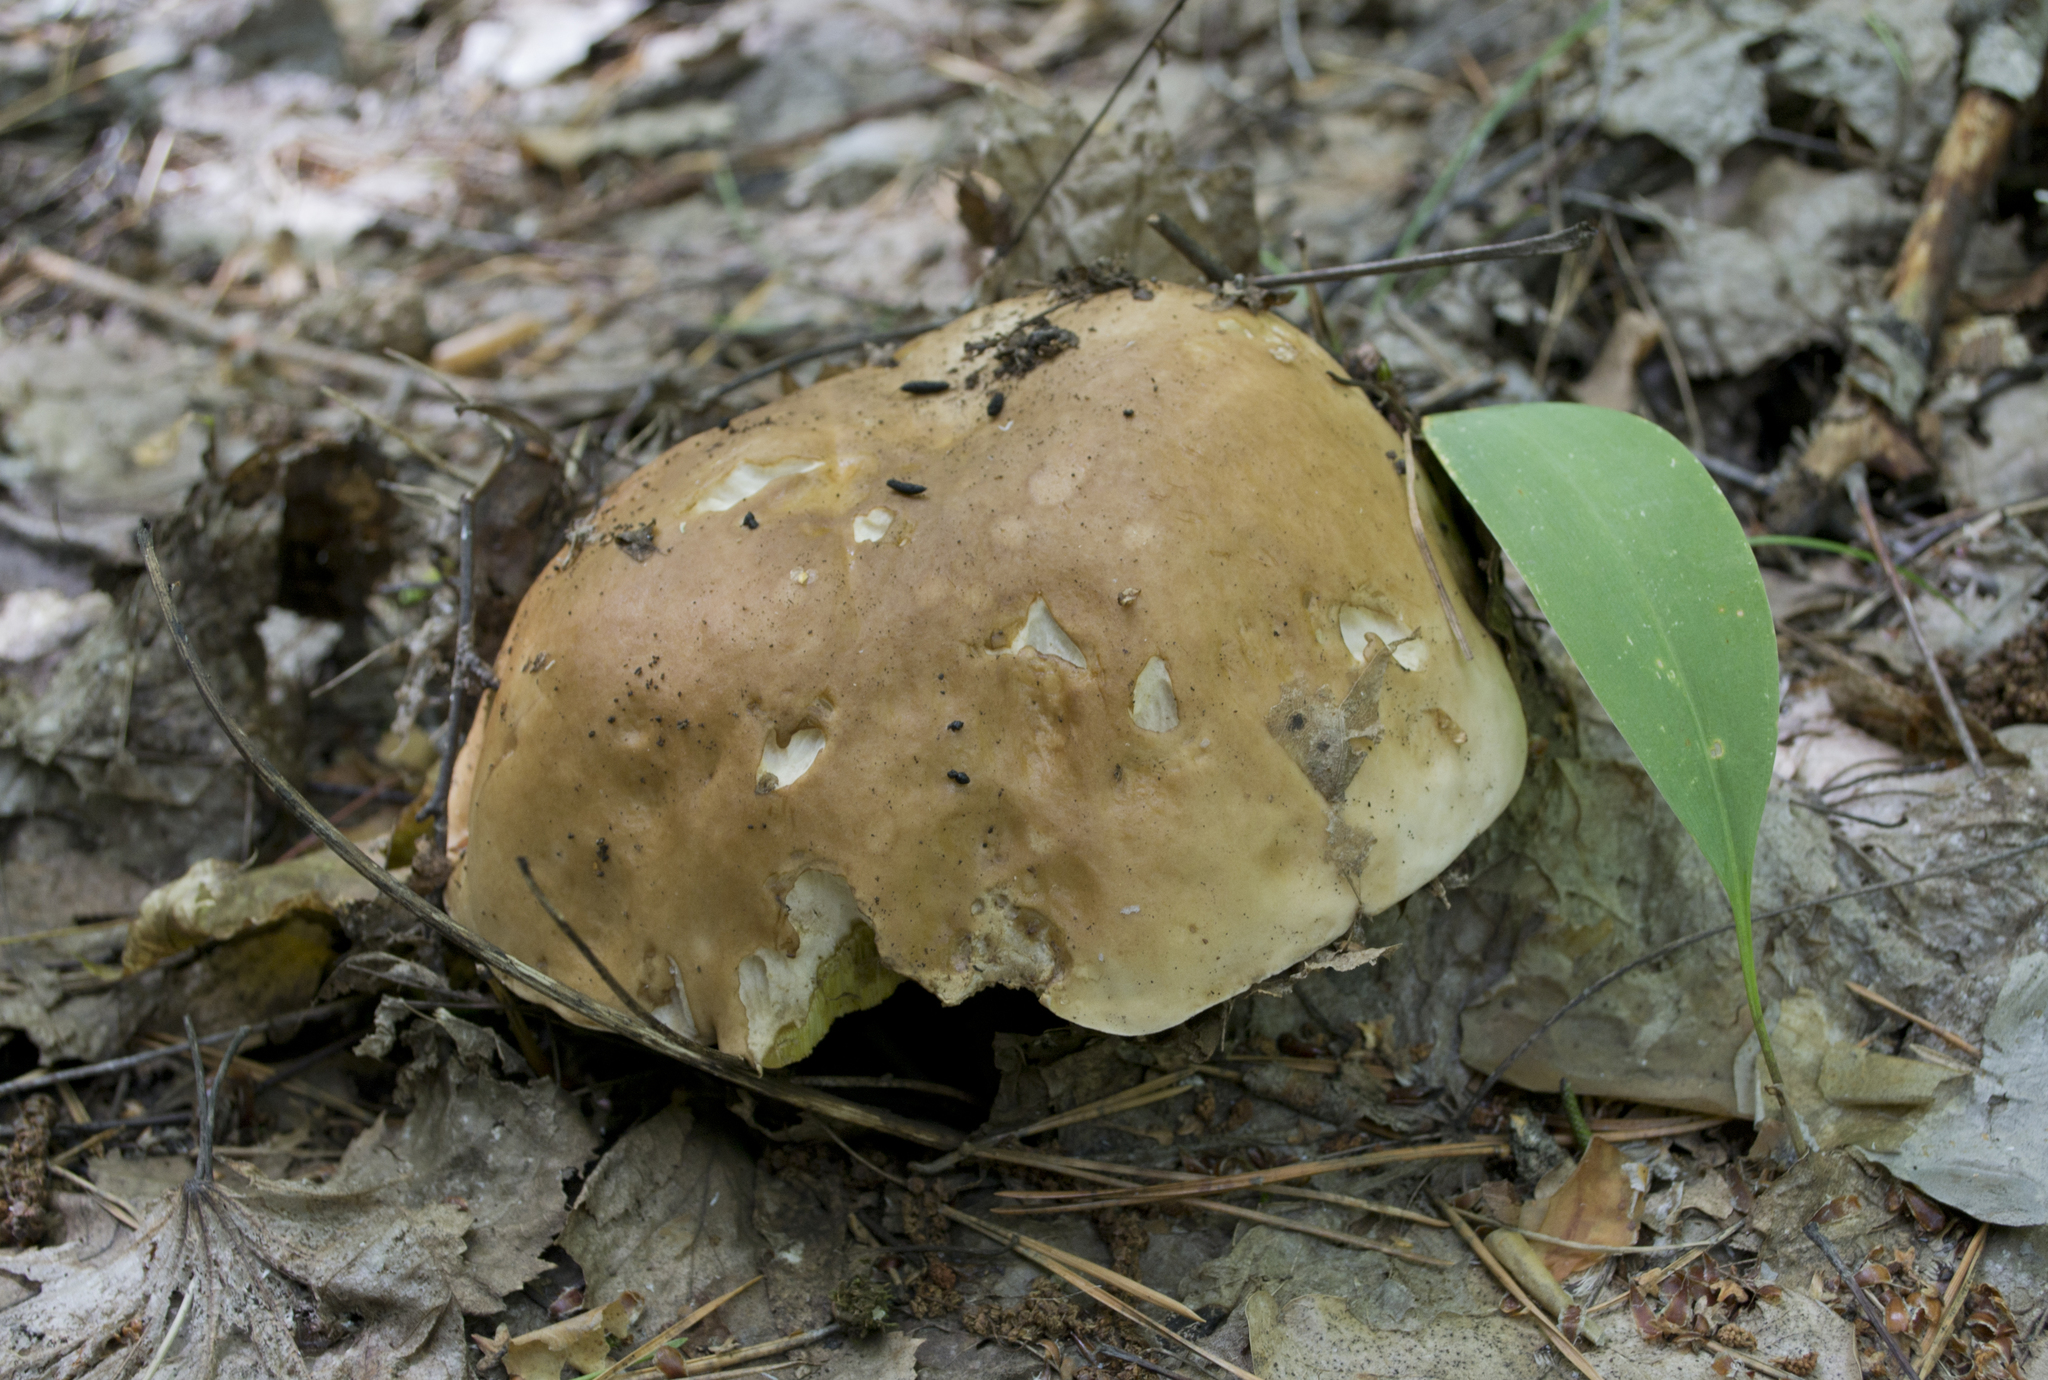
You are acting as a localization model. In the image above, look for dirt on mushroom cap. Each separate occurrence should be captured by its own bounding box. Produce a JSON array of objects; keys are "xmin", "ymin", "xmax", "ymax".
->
[{"xmin": 444, "ymin": 282, "xmax": 1526, "ymax": 1068}]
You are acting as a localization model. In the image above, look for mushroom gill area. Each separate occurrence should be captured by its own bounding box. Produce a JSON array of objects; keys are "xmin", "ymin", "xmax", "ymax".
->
[{"xmin": 444, "ymin": 282, "xmax": 1526, "ymax": 1069}]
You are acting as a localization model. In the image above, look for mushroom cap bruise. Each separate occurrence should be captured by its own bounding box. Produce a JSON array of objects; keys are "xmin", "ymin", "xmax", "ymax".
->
[{"xmin": 445, "ymin": 282, "xmax": 1527, "ymax": 1068}]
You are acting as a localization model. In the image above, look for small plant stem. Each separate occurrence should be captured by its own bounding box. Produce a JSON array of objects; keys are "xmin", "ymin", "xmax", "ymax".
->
[
  {"xmin": 515, "ymin": 856, "xmax": 655, "ymax": 1023},
  {"xmin": 1144, "ymin": 212, "xmax": 1233, "ymax": 283},
  {"xmin": 1845, "ymin": 466, "xmax": 1985, "ymax": 777},
  {"xmin": 184, "ymin": 1016, "xmax": 250, "ymax": 1184},
  {"xmin": 1001, "ymin": 0, "xmax": 1194, "ymax": 260},
  {"xmin": 417, "ymin": 494, "xmax": 479, "ymax": 860},
  {"xmin": 1732, "ymin": 891, "xmax": 1809, "ymax": 1154},
  {"xmin": 1292, "ymin": 230, "xmax": 1336, "ymax": 354},
  {"xmin": 1558, "ymin": 1078, "xmax": 1592, "ymax": 1153},
  {"xmin": 1253, "ymin": 222, "xmax": 1594, "ymax": 289},
  {"xmin": 1804, "ymin": 1220, "xmax": 1920, "ymax": 1380},
  {"xmin": 1602, "ymin": 214, "xmax": 1704, "ymax": 453},
  {"xmin": 1401, "ymin": 432, "xmax": 1474, "ymax": 661}
]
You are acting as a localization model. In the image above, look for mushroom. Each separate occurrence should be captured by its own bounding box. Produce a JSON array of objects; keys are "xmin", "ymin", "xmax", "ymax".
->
[{"xmin": 445, "ymin": 282, "xmax": 1526, "ymax": 1068}]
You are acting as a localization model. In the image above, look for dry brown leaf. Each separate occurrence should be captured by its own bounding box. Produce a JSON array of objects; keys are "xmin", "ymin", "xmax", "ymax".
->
[
  {"xmin": 1534, "ymin": 1137, "xmax": 1640, "ymax": 1279},
  {"xmin": 504, "ymin": 1290, "xmax": 644, "ymax": 1380}
]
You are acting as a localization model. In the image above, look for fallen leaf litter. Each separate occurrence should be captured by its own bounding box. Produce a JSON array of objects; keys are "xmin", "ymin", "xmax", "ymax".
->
[{"xmin": 1, "ymin": 1, "xmax": 2046, "ymax": 1379}]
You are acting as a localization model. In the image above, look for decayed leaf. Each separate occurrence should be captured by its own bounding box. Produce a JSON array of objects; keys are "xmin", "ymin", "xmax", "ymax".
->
[
  {"xmin": 123, "ymin": 852, "xmax": 378, "ymax": 972},
  {"xmin": 503, "ymin": 1290, "xmax": 644, "ymax": 1380},
  {"xmin": 558, "ymin": 1105, "xmax": 769, "ymax": 1338},
  {"xmin": 1533, "ymin": 1137, "xmax": 1641, "ymax": 1280},
  {"xmin": 0, "ymin": 1006, "xmax": 595, "ymax": 1378},
  {"xmin": 1300, "ymin": 942, "xmax": 1392, "ymax": 974}
]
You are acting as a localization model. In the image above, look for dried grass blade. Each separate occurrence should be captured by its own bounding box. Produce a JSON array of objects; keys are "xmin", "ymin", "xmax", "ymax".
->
[
  {"xmin": 1918, "ymin": 1222, "xmax": 1989, "ymax": 1377},
  {"xmin": 991, "ymin": 1140, "xmax": 1503, "ymax": 1208},
  {"xmin": 975, "ymin": 1146, "xmax": 1448, "ymax": 1228},
  {"xmin": 941, "ymin": 1205, "xmax": 1203, "ymax": 1322},
  {"xmin": 591, "ymin": 1276, "xmax": 763, "ymax": 1380},
  {"xmin": 999, "ymin": 1234, "xmax": 1267, "ymax": 1380},
  {"xmin": 1182, "ymin": 1199, "xmax": 1449, "ymax": 1267},
  {"xmin": 986, "ymin": 1070, "xmax": 1203, "ymax": 1143},
  {"xmin": 675, "ymin": 1324, "xmax": 836, "ymax": 1374}
]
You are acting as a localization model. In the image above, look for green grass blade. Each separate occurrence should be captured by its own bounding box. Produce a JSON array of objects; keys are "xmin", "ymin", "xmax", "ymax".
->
[
  {"xmin": 1422, "ymin": 404, "xmax": 1791, "ymax": 1113},
  {"xmin": 1747, "ymin": 533, "xmax": 1969, "ymax": 622}
]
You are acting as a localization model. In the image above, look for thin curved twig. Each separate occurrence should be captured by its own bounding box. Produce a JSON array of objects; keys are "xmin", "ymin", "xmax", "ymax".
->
[
  {"xmin": 998, "ymin": 0, "xmax": 1195, "ymax": 260},
  {"xmin": 693, "ymin": 321, "xmax": 941, "ymax": 409}
]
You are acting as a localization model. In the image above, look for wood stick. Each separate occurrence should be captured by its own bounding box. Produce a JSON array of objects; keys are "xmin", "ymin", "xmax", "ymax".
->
[
  {"xmin": 982, "ymin": 1139, "xmax": 1504, "ymax": 1209},
  {"xmin": 25, "ymin": 247, "xmax": 409, "ymax": 389},
  {"xmin": 1847, "ymin": 981, "xmax": 1982, "ymax": 1058},
  {"xmin": 1780, "ymin": 85, "xmax": 2023, "ymax": 515},
  {"xmin": 1846, "ymin": 465, "xmax": 1984, "ymax": 777}
]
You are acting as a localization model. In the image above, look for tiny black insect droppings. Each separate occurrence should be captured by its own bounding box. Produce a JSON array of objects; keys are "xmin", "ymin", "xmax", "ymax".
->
[
  {"xmin": 743, "ymin": 512, "xmax": 759, "ymax": 529},
  {"xmin": 949, "ymin": 720, "xmax": 964, "ymax": 731},
  {"xmin": 596, "ymin": 838, "xmax": 610, "ymax": 862},
  {"xmin": 1123, "ymin": 408, "xmax": 1135, "ymax": 417},
  {"xmin": 886, "ymin": 478, "xmax": 927, "ymax": 496},
  {"xmin": 901, "ymin": 379, "xmax": 950, "ymax": 395},
  {"xmin": 987, "ymin": 391, "xmax": 1006, "ymax": 417},
  {"xmin": 1289, "ymin": 713, "xmax": 1307, "ymax": 731},
  {"xmin": 947, "ymin": 770, "xmax": 970, "ymax": 784}
]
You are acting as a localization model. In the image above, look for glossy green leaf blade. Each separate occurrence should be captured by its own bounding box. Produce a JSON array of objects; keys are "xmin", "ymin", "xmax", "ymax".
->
[{"xmin": 1421, "ymin": 403, "xmax": 1780, "ymax": 912}]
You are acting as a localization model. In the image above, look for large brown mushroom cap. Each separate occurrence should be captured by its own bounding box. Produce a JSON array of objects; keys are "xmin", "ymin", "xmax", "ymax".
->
[{"xmin": 446, "ymin": 282, "xmax": 1526, "ymax": 1067}]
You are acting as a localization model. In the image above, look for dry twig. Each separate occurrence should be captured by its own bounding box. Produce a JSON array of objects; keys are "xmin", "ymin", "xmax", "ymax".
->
[
  {"xmin": 1804, "ymin": 1220, "xmax": 1920, "ymax": 1380},
  {"xmin": 1431, "ymin": 1192, "xmax": 1607, "ymax": 1380},
  {"xmin": 1402, "ymin": 430, "xmax": 1475, "ymax": 660},
  {"xmin": 1251, "ymin": 222, "xmax": 1596, "ymax": 289},
  {"xmin": 1846, "ymin": 982, "xmax": 1982, "ymax": 1059},
  {"xmin": 1845, "ymin": 465, "xmax": 1984, "ymax": 778}
]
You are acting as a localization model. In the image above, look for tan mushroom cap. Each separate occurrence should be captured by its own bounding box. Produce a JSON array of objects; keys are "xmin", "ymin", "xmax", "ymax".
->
[{"xmin": 446, "ymin": 282, "xmax": 1526, "ymax": 1068}]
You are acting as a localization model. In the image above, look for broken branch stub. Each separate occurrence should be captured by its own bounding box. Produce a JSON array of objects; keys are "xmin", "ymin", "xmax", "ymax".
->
[{"xmin": 446, "ymin": 283, "xmax": 1527, "ymax": 1069}]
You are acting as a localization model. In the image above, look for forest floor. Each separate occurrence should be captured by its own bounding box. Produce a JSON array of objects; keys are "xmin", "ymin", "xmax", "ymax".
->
[{"xmin": 1, "ymin": 0, "xmax": 2047, "ymax": 1377}]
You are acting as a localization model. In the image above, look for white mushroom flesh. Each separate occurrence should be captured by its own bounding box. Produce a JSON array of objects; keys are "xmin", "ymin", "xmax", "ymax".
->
[
  {"xmin": 758, "ymin": 727, "xmax": 826, "ymax": 790},
  {"xmin": 1009, "ymin": 597, "xmax": 1086, "ymax": 667},
  {"xmin": 1130, "ymin": 656, "xmax": 1179, "ymax": 732},
  {"xmin": 1341, "ymin": 605, "xmax": 1425, "ymax": 671},
  {"xmin": 694, "ymin": 459, "xmax": 822, "ymax": 514}
]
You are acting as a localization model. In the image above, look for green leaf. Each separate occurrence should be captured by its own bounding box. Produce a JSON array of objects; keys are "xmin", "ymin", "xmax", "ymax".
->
[{"xmin": 1422, "ymin": 404, "xmax": 1788, "ymax": 1097}]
